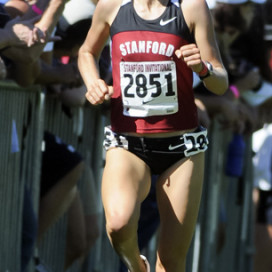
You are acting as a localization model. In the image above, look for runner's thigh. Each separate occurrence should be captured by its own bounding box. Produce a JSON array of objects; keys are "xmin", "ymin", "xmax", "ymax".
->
[{"xmin": 102, "ymin": 148, "xmax": 151, "ymax": 224}]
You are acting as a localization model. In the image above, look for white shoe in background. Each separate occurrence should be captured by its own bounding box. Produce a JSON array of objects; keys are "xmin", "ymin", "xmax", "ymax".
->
[
  {"xmin": 128, "ymin": 255, "xmax": 150, "ymax": 272},
  {"xmin": 140, "ymin": 255, "xmax": 150, "ymax": 272}
]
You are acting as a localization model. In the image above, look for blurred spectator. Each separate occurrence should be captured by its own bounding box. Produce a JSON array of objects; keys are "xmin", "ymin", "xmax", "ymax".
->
[
  {"xmin": 37, "ymin": 1, "xmax": 103, "ymax": 269},
  {"xmin": 252, "ymin": 124, "xmax": 272, "ymax": 272},
  {"xmin": 192, "ymin": 1, "xmax": 272, "ymax": 266},
  {"xmin": 64, "ymin": 166, "xmax": 100, "ymax": 270},
  {"xmin": 36, "ymin": 130, "xmax": 85, "ymax": 271},
  {"xmin": 195, "ymin": 0, "xmax": 272, "ymax": 136},
  {"xmin": 1, "ymin": 1, "xmax": 70, "ymax": 271},
  {"xmin": 37, "ymin": 131, "xmax": 84, "ymax": 243},
  {"xmin": 0, "ymin": 0, "xmax": 69, "ymax": 86},
  {"xmin": 0, "ymin": 3, "xmax": 47, "ymax": 49},
  {"xmin": 250, "ymin": 2, "xmax": 272, "ymax": 265},
  {"xmin": 1, "ymin": 0, "xmax": 101, "ymax": 271},
  {"xmin": 209, "ymin": 1, "xmax": 272, "ymax": 271},
  {"xmin": 0, "ymin": 0, "xmax": 48, "ymax": 84}
]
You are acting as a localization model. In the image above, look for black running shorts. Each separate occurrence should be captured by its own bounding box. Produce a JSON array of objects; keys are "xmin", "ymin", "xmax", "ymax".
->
[{"xmin": 103, "ymin": 126, "xmax": 208, "ymax": 175}]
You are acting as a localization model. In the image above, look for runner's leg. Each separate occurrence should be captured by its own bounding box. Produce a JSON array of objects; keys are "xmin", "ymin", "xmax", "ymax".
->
[
  {"xmin": 102, "ymin": 148, "xmax": 151, "ymax": 272},
  {"xmin": 155, "ymin": 152, "xmax": 205, "ymax": 272}
]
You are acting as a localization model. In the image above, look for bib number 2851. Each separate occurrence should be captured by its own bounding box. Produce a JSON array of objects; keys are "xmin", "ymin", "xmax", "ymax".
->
[
  {"xmin": 123, "ymin": 73, "xmax": 175, "ymax": 99},
  {"xmin": 120, "ymin": 61, "xmax": 178, "ymax": 117}
]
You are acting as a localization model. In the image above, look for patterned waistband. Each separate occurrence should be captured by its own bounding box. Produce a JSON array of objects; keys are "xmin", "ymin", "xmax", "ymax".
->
[{"xmin": 104, "ymin": 126, "xmax": 209, "ymax": 157}]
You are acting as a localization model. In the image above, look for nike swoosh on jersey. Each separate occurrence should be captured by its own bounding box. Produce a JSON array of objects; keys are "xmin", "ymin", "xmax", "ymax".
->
[{"xmin": 159, "ymin": 17, "xmax": 177, "ymax": 26}]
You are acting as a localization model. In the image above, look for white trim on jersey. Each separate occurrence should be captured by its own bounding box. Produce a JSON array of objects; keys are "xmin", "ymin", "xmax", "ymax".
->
[
  {"xmin": 122, "ymin": 0, "xmax": 131, "ymax": 6},
  {"xmin": 171, "ymin": 0, "xmax": 180, "ymax": 8}
]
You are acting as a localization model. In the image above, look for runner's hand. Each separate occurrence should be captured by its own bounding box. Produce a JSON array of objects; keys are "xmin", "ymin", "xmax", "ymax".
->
[
  {"xmin": 85, "ymin": 79, "xmax": 113, "ymax": 105},
  {"xmin": 175, "ymin": 43, "xmax": 203, "ymax": 73}
]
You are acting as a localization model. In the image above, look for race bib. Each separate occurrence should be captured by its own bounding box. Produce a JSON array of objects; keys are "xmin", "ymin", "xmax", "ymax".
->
[
  {"xmin": 184, "ymin": 129, "xmax": 209, "ymax": 157},
  {"xmin": 120, "ymin": 60, "xmax": 178, "ymax": 117}
]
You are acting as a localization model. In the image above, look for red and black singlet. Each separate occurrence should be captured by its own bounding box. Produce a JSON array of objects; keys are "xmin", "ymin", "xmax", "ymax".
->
[{"xmin": 110, "ymin": 0, "xmax": 198, "ymax": 133}]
